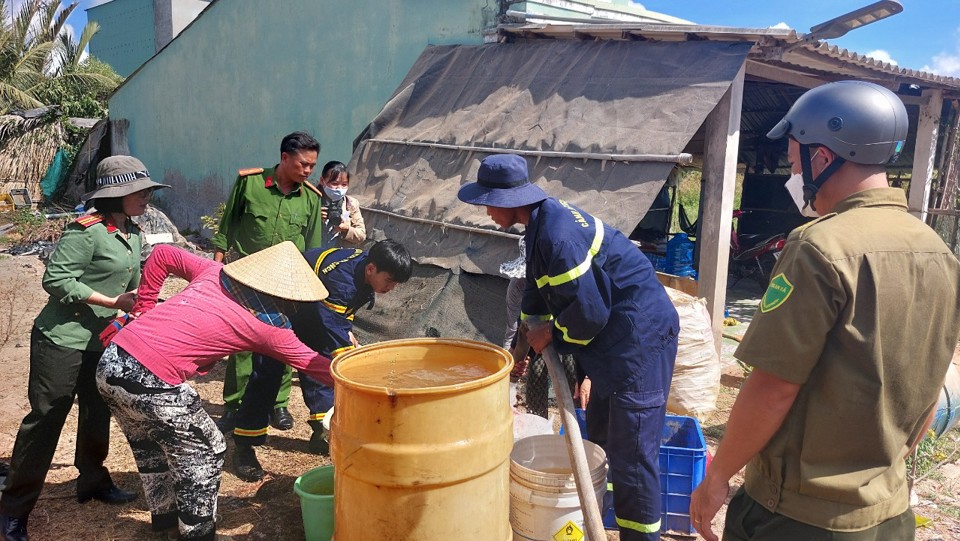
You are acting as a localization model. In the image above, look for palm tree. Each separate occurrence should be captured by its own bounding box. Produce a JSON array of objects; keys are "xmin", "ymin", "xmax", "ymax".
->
[{"xmin": 0, "ymin": 0, "xmax": 122, "ymax": 114}]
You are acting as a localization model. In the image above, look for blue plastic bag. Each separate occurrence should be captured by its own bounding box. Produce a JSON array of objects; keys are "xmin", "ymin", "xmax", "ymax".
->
[
  {"xmin": 666, "ymin": 233, "xmax": 697, "ymax": 278},
  {"xmin": 558, "ymin": 407, "xmax": 588, "ymax": 438}
]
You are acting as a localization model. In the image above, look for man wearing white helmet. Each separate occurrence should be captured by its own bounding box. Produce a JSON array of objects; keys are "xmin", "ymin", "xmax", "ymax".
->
[{"xmin": 690, "ymin": 80, "xmax": 960, "ymax": 541}]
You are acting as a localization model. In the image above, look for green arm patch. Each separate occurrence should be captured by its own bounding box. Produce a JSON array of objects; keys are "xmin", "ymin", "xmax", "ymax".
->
[{"xmin": 760, "ymin": 273, "xmax": 794, "ymax": 313}]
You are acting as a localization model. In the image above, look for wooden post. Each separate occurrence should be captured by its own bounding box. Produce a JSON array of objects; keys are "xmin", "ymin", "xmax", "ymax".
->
[
  {"xmin": 697, "ymin": 64, "xmax": 745, "ymax": 349},
  {"xmin": 908, "ymin": 88, "xmax": 943, "ymax": 223}
]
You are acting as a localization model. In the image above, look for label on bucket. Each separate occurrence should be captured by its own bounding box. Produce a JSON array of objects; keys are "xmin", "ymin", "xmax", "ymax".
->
[{"xmin": 552, "ymin": 521, "xmax": 584, "ymax": 541}]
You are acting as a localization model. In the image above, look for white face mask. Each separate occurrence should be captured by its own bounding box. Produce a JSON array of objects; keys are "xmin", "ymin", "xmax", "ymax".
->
[
  {"xmin": 323, "ymin": 185, "xmax": 347, "ymax": 201},
  {"xmin": 784, "ymin": 173, "xmax": 819, "ymax": 218}
]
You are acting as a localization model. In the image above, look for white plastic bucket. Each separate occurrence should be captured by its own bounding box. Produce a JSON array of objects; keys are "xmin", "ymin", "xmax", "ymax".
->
[{"xmin": 510, "ymin": 435, "xmax": 607, "ymax": 541}]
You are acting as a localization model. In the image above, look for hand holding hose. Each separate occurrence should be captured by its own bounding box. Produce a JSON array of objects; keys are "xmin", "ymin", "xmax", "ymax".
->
[
  {"xmin": 520, "ymin": 320, "xmax": 605, "ymax": 540},
  {"xmin": 522, "ymin": 321, "xmax": 553, "ymax": 353}
]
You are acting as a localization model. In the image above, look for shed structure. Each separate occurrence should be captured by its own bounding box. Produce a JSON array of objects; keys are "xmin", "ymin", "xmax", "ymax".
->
[
  {"xmin": 348, "ymin": 21, "xmax": 960, "ymax": 345},
  {"xmin": 97, "ymin": 1, "xmax": 960, "ymax": 345}
]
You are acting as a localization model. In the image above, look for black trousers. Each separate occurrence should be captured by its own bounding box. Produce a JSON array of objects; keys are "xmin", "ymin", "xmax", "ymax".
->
[
  {"xmin": 723, "ymin": 487, "xmax": 915, "ymax": 541},
  {"xmin": 234, "ymin": 355, "xmax": 333, "ymax": 446},
  {"xmin": 0, "ymin": 327, "xmax": 112, "ymax": 518}
]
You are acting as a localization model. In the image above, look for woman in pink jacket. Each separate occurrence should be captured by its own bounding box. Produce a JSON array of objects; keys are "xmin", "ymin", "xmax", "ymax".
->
[{"xmin": 96, "ymin": 241, "xmax": 331, "ymax": 541}]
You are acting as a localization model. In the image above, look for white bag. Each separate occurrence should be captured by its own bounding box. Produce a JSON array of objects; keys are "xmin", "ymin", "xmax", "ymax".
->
[{"xmin": 664, "ymin": 287, "xmax": 721, "ymax": 419}]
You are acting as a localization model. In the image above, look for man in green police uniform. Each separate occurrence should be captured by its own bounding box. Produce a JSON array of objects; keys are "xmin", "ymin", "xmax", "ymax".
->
[
  {"xmin": 211, "ymin": 131, "xmax": 323, "ymax": 433},
  {"xmin": 689, "ymin": 81, "xmax": 960, "ymax": 541}
]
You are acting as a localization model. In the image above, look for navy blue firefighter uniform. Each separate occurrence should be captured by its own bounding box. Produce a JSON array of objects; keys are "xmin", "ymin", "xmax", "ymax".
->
[
  {"xmin": 521, "ymin": 197, "xmax": 679, "ymax": 541},
  {"xmin": 232, "ymin": 247, "xmax": 372, "ymax": 445}
]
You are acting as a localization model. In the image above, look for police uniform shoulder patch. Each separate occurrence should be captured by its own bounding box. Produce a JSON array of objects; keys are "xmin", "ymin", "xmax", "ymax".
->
[
  {"xmin": 760, "ymin": 273, "xmax": 794, "ymax": 313},
  {"xmin": 74, "ymin": 213, "xmax": 104, "ymax": 228},
  {"xmin": 238, "ymin": 167, "xmax": 264, "ymax": 177}
]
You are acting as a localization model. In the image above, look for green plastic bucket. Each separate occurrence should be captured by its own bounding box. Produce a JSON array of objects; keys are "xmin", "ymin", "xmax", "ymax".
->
[{"xmin": 294, "ymin": 464, "xmax": 335, "ymax": 541}]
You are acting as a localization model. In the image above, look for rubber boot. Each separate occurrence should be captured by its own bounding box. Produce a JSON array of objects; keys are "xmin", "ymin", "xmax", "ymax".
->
[{"xmin": 233, "ymin": 444, "xmax": 264, "ymax": 482}]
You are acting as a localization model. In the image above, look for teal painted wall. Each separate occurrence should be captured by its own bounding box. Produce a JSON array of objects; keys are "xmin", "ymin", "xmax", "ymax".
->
[
  {"xmin": 88, "ymin": 0, "xmax": 156, "ymax": 77},
  {"xmin": 108, "ymin": 0, "xmax": 495, "ymax": 230}
]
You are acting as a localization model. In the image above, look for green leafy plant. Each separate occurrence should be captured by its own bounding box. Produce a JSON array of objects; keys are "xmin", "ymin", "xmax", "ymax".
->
[
  {"xmin": 669, "ymin": 168, "xmax": 745, "ymax": 235},
  {"xmin": 908, "ymin": 428, "xmax": 960, "ymax": 483},
  {"xmin": 12, "ymin": 208, "xmax": 42, "ymax": 237},
  {"xmin": 199, "ymin": 202, "xmax": 225, "ymax": 235}
]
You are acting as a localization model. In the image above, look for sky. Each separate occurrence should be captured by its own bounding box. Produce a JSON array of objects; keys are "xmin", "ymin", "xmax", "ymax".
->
[
  {"xmin": 33, "ymin": 0, "xmax": 960, "ymax": 79},
  {"xmin": 637, "ymin": 0, "xmax": 960, "ymax": 77}
]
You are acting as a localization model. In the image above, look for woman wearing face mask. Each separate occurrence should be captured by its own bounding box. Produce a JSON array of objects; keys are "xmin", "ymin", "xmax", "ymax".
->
[{"xmin": 317, "ymin": 161, "xmax": 365, "ymax": 248}]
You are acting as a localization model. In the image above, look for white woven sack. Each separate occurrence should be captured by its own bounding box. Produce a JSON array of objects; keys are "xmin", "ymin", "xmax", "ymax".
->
[{"xmin": 664, "ymin": 287, "xmax": 721, "ymax": 419}]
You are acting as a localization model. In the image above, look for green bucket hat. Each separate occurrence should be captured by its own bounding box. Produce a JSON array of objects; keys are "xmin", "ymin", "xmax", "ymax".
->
[{"xmin": 82, "ymin": 155, "xmax": 170, "ymax": 202}]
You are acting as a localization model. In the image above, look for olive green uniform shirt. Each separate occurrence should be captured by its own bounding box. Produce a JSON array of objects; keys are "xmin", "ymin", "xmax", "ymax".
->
[
  {"xmin": 34, "ymin": 215, "xmax": 142, "ymax": 352},
  {"xmin": 736, "ymin": 188, "xmax": 960, "ymax": 531},
  {"xmin": 210, "ymin": 166, "xmax": 323, "ymax": 257}
]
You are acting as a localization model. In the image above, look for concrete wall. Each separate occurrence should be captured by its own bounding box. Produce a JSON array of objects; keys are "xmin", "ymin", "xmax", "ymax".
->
[
  {"xmin": 88, "ymin": 0, "xmax": 156, "ymax": 77},
  {"xmin": 108, "ymin": 0, "xmax": 496, "ymax": 230},
  {"xmin": 88, "ymin": 0, "xmax": 212, "ymax": 77}
]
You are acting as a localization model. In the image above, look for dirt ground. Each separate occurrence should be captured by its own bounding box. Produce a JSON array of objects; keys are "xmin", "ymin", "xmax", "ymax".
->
[{"xmin": 0, "ymin": 252, "xmax": 958, "ymax": 541}]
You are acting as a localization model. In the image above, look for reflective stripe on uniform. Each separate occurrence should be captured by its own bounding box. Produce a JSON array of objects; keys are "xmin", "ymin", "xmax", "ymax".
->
[
  {"xmin": 312, "ymin": 248, "xmax": 340, "ymax": 274},
  {"xmin": 314, "ymin": 248, "xmax": 363, "ymax": 276},
  {"xmin": 322, "ymin": 299, "xmax": 348, "ymax": 314},
  {"xmin": 234, "ymin": 427, "xmax": 268, "ymax": 438},
  {"xmin": 616, "ymin": 516, "xmax": 661, "ymax": 534},
  {"xmin": 534, "ymin": 215, "xmax": 604, "ymax": 289},
  {"xmin": 555, "ymin": 319, "xmax": 592, "ymax": 345},
  {"xmin": 309, "ymin": 412, "xmax": 327, "ymax": 422},
  {"xmin": 520, "ymin": 312, "xmax": 552, "ymax": 321},
  {"xmin": 332, "ymin": 345, "xmax": 354, "ymax": 357}
]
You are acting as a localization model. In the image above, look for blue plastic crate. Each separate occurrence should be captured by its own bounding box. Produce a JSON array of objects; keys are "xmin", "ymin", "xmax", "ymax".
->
[
  {"xmin": 600, "ymin": 414, "xmax": 707, "ymax": 534},
  {"xmin": 659, "ymin": 414, "xmax": 707, "ymax": 535}
]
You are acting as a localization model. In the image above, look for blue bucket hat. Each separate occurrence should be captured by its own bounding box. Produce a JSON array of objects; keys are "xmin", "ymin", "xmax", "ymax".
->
[{"xmin": 457, "ymin": 154, "xmax": 548, "ymax": 208}]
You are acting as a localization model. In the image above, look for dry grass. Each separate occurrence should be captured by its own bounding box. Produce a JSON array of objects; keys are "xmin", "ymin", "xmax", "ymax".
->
[
  {"xmin": 0, "ymin": 257, "xmax": 957, "ymax": 541},
  {"xmin": 0, "ymin": 116, "xmax": 66, "ymax": 204},
  {"xmin": 0, "ymin": 271, "xmax": 31, "ymax": 353}
]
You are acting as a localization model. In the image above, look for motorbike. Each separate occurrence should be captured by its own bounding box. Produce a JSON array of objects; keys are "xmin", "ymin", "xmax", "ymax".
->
[{"xmin": 729, "ymin": 209, "xmax": 786, "ymax": 287}]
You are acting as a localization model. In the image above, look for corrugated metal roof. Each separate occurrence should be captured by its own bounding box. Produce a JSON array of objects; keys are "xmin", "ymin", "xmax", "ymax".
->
[
  {"xmin": 796, "ymin": 40, "xmax": 960, "ymax": 88},
  {"xmin": 514, "ymin": 0, "xmax": 693, "ymax": 25},
  {"xmin": 497, "ymin": 23, "xmax": 960, "ymax": 94}
]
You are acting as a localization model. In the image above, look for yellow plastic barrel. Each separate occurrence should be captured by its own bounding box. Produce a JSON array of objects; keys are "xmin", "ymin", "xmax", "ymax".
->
[{"xmin": 330, "ymin": 338, "xmax": 514, "ymax": 541}]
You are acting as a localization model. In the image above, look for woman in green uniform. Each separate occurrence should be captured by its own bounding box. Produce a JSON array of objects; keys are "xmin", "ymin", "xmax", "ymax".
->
[{"xmin": 0, "ymin": 156, "xmax": 170, "ymax": 541}]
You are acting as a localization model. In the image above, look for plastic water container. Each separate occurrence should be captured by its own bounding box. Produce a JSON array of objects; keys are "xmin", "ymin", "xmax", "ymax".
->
[
  {"xmin": 510, "ymin": 434, "xmax": 607, "ymax": 541},
  {"xmin": 331, "ymin": 338, "xmax": 514, "ymax": 541},
  {"xmin": 293, "ymin": 465, "xmax": 335, "ymax": 541}
]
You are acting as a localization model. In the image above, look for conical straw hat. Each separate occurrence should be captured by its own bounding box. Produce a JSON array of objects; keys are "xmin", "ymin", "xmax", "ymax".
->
[{"xmin": 223, "ymin": 241, "xmax": 328, "ymax": 302}]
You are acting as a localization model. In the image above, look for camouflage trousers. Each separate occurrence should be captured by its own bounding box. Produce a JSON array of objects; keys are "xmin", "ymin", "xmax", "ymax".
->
[{"xmin": 96, "ymin": 344, "xmax": 225, "ymax": 541}]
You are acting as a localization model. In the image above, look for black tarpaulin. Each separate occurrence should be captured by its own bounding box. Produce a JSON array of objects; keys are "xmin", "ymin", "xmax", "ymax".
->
[{"xmin": 350, "ymin": 39, "xmax": 752, "ymax": 275}]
